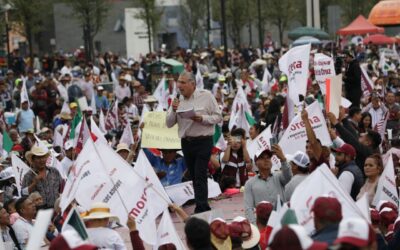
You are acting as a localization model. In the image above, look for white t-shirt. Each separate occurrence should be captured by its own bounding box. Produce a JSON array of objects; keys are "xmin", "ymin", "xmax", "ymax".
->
[
  {"xmin": 338, "ymin": 171, "xmax": 354, "ymax": 195},
  {"xmin": 87, "ymin": 227, "xmax": 126, "ymax": 250}
]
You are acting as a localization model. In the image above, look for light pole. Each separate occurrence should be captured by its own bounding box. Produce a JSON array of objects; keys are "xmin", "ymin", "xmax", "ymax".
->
[{"xmin": 257, "ymin": 0, "xmax": 263, "ymax": 55}]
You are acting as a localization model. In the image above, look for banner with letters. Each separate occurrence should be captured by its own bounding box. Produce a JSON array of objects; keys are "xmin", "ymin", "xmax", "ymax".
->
[
  {"xmin": 279, "ymin": 101, "xmax": 331, "ymax": 155},
  {"xmin": 314, "ymin": 53, "xmax": 336, "ymax": 95},
  {"xmin": 141, "ymin": 112, "xmax": 181, "ymax": 149}
]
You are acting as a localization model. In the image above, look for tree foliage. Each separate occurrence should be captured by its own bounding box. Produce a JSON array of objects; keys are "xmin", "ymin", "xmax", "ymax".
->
[
  {"xmin": 63, "ymin": 0, "xmax": 109, "ymax": 62},
  {"xmin": 133, "ymin": 0, "xmax": 163, "ymax": 53},
  {"xmin": 179, "ymin": 0, "xmax": 206, "ymax": 49},
  {"xmin": 5, "ymin": 0, "xmax": 51, "ymax": 63}
]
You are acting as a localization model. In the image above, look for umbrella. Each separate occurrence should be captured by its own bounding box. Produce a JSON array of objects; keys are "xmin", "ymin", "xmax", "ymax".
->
[
  {"xmin": 288, "ymin": 26, "xmax": 330, "ymax": 40},
  {"xmin": 293, "ymin": 36, "xmax": 321, "ymax": 46},
  {"xmin": 363, "ymin": 34, "xmax": 396, "ymax": 45}
]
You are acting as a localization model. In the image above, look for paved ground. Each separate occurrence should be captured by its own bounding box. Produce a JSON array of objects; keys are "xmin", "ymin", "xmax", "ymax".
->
[{"xmin": 116, "ymin": 193, "xmax": 245, "ymax": 249}]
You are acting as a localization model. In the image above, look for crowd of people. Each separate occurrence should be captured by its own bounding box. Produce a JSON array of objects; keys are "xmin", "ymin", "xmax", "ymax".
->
[{"xmin": 0, "ymin": 38, "xmax": 399, "ymax": 250}]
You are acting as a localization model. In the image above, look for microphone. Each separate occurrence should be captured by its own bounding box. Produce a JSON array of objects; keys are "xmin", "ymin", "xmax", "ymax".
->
[{"xmin": 176, "ymin": 93, "xmax": 180, "ymax": 100}]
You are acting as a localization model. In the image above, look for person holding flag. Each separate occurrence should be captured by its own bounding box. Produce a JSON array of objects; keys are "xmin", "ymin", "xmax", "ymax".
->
[{"xmin": 166, "ymin": 71, "xmax": 222, "ymax": 213}]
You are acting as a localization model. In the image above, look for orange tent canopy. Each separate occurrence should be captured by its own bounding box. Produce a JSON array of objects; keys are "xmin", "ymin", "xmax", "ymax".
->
[
  {"xmin": 337, "ymin": 15, "xmax": 384, "ymax": 35},
  {"xmin": 369, "ymin": 0, "xmax": 400, "ymax": 26}
]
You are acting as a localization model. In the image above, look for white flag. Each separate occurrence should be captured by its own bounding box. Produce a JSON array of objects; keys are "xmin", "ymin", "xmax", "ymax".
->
[
  {"xmin": 140, "ymin": 104, "xmax": 150, "ymax": 125},
  {"xmin": 90, "ymin": 116, "xmax": 107, "ymax": 144},
  {"xmin": 35, "ymin": 116, "xmax": 41, "ymax": 133},
  {"xmin": 61, "ymin": 101, "xmax": 71, "ymax": 114},
  {"xmin": 247, "ymin": 125, "xmax": 273, "ymax": 158},
  {"xmin": 372, "ymin": 153, "xmax": 399, "ymax": 207},
  {"xmin": 356, "ymin": 193, "xmax": 371, "ymax": 223},
  {"xmin": 20, "ymin": 79, "xmax": 30, "ymax": 108},
  {"xmin": 279, "ymin": 43, "xmax": 311, "ymax": 120},
  {"xmin": 326, "ymin": 74, "xmax": 343, "ymax": 117},
  {"xmin": 279, "ymin": 101, "xmax": 332, "ymax": 155},
  {"xmin": 60, "ymin": 140, "xmax": 170, "ymax": 245},
  {"xmin": 314, "ymin": 53, "xmax": 336, "ymax": 95},
  {"xmin": 99, "ymin": 109, "xmax": 106, "ymax": 133},
  {"xmin": 91, "ymin": 91, "xmax": 97, "ymax": 115},
  {"xmin": 195, "ymin": 68, "xmax": 204, "ymax": 90},
  {"xmin": 153, "ymin": 77, "xmax": 170, "ymax": 110},
  {"xmin": 11, "ymin": 154, "xmax": 33, "ymax": 196},
  {"xmin": 154, "ymin": 210, "xmax": 186, "ymax": 250},
  {"xmin": 290, "ymin": 164, "xmax": 366, "ymax": 234},
  {"xmin": 53, "ymin": 129, "xmax": 64, "ymax": 148},
  {"xmin": 120, "ymin": 120, "xmax": 134, "ymax": 146},
  {"xmin": 165, "ymin": 179, "xmax": 221, "ymax": 206},
  {"xmin": 261, "ymin": 68, "xmax": 272, "ymax": 93}
]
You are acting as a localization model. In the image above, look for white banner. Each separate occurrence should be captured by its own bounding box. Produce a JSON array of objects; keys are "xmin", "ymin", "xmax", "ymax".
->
[
  {"xmin": 11, "ymin": 154, "xmax": 33, "ymax": 196},
  {"xmin": 154, "ymin": 210, "xmax": 186, "ymax": 250},
  {"xmin": 165, "ymin": 179, "xmax": 221, "ymax": 206},
  {"xmin": 60, "ymin": 139, "xmax": 169, "ymax": 245},
  {"xmin": 279, "ymin": 101, "xmax": 332, "ymax": 155},
  {"xmin": 326, "ymin": 74, "xmax": 342, "ymax": 117},
  {"xmin": 314, "ymin": 53, "xmax": 336, "ymax": 95},
  {"xmin": 279, "ymin": 44, "xmax": 311, "ymax": 120},
  {"xmin": 290, "ymin": 165, "xmax": 366, "ymax": 234},
  {"xmin": 372, "ymin": 153, "xmax": 399, "ymax": 207}
]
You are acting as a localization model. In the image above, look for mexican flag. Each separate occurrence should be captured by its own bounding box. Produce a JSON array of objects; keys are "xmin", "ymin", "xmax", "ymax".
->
[
  {"xmin": 0, "ymin": 131, "xmax": 14, "ymax": 153},
  {"xmin": 213, "ymin": 125, "xmax": 227, "ymax": 151},
  {"xmin": 61, "ymin": 207, "xmax": 89, "ymax": 248},
  {"xmin": 69, "ymin": 104, "xmax": 83, "ymax": 141},
  {"xmin": 228, "ymin": 87, "xmax": 255, "ymax": 135}
]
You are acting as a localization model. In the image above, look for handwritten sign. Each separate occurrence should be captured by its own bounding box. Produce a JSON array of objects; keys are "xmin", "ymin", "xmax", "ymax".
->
[{"xmin": 141, "ymin": 112, "xmax": 181, "ymax": 149}]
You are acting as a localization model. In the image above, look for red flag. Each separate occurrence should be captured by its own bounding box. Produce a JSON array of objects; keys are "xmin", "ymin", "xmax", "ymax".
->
[
  {"xmin": 76, "ymin": 117, "xmax": 91, "ymax": 154},
  {"xmin": 374, "ymin": 111, "xmax": 389, "ymax": 143}
]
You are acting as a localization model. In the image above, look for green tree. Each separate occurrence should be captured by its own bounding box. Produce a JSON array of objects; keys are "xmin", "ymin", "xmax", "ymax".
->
[
  {"xmin": 133, "ymin": 0, "xmax": 163, "ymax": 53},
  {"xmin": 179, "ymin": 0, "xmax": 206, "ymax": 49},
  {"xmin": 211, "ymin": 0, "xmax": 250, "ymax": 49},
  {"xmin": 338, "ymin": 0, "xmax": 379, "ymax": 24},
  {"xmin": 262, "ymin": 0, "xmax": 299, "ymax": 46},
  {"xmin": 5, "ymin": 0, "xmax": 50, "ymax": 65},
  {"xmin": 63, "ymin": 0, "xmax": 109, "ymax": 62}
]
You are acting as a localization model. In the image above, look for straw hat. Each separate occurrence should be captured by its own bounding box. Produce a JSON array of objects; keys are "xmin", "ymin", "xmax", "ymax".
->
[
  {"xmin": 116, "ymin": 143, "xmax": 130, "ymax": 153},
  {"xmin": 83, "ymin": 202, "xmax": 119, "ymax": 222},
  {"xmin": 60, "ymin": 112, "xmax": 72, "ymax": 120},
  {"xmin": 144, "ymin": 95, "xmax": 158, "ymax": 103},
  {"xmin": 25, "ymin": 144, "xmax": 50, "ymax": 164}
]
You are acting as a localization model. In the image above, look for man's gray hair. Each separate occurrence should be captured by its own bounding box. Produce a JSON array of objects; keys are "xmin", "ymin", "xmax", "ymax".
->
[{"xmin": 179, "ymin": 71, "xmax": 196, "ymax": 84}]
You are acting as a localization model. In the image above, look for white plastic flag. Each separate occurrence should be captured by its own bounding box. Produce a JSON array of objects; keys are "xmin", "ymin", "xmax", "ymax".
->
[
  {"xmin": 325, "ymin": 74, "xmax": 342, "ymax": 117},
  {"xmin": 195, "ymin": 67, "xmax": 204, "ymax": 90},
  {"xmin": 26, "ymin": 209, "xmax": 53, "ymax": 250},
  {"xmin": 99, "ymin": 109, "xmax": 106, "ymax": 133},
  {"xmin": 154, "ymin": 210, "xmax": 186, "ymax": 250},
  {"xmin": 91, "ymin": 91, "xmax": 97, "ymax": 115},
  {"xmin": 290, "ymin": 164, "xmax": 366, "ymax": 234},
  {"xmin": 61, "ymin": 101, "xmax": 71, "ymax": 114},
  {"xmin": 20, "ymin": 79, "xmax": 30, "ymax": 108},
  {"xmin": 279, "ymin": 43, "xmax": 311, "ymax": 120},
  {"xmin": 120, "ymin": 120, "xmax": 134, "ymax": 146},
  {"xmin": 90, "ymin": 116, "xmax": 107, "ymax": 144},
  {"xmin": 372, "ymin": 153, "xmax": 399, "ymax": 207},
  {"xmin": 314, "ymin": 53, "xmax": 336, "ymax": 95},
  {"xmin": 11, "ymin": 153, "xmax": 34, "ymax": 196},
  {"xmin": 279, "ymin": 101, "xmax": 331, "ymax": 155}
]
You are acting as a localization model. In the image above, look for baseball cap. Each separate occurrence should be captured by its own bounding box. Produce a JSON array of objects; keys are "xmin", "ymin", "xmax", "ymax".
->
[
  {"xmin": 376, "ymin": 200, "xmax": 397, "ymax": 212},
  {"xmin": 256, "ymin": 201, "xmax": 273, "ymax": 221},
  {"xmin": 312, "ymin": 196, "xmax": 342, "ymax": 223},
  {"xmin": 69, "ymin": 102, "xmax": 78, "ymax": 109},
  {"xmin": 370, "ymin": 208, "xmax": 380, "ymax": 227},
  {"xmin": 210, "ymin": 218, "xmax": 232, "ymax": 250},
  {"xmin": 254, "ymin": 149, "xmax": 273, "ymax": 162},
  {"xmin": 97, "ymin": 86, "xmax": 104, "ymax": 91},
  {"xmin": 289, "ymin": 151, "xmax": 310, "ymax": 168},
  {"xmin": 379, "ymin": 207, "xmax": 398, "ymax": 227},
  {"xmin": 332, "ymin": 144, "xmax": 356, "ymax": 158},
  {"xmin": 229, "ymin": 216, "xmax": 252, "ymax": 239},
  {"xmin": 334, "ymin": 218, "xmax": 375, "ymax": 247},
  {"xmin": 279, "ymin": 74, "xmax": 288, "ymax": 82},
  {"xmin": 270, "ymin": 225, "xmax": 328, "ymax": 250}
]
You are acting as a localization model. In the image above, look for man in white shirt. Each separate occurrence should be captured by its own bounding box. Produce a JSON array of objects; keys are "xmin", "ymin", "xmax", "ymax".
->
[
  {"xmin": 61, "ymin": 140, "xmax": 74, "ymax": 178},
  {"xmin": 12, "ymin": 197, "xmax": 42, "ymax": 248},
  {"xmin": 333, "ymin": 144, "xmax": 364, "ymax": 200},
  {"xmin": 84, "ymin": 202, "xmax": 126, "ymax": 250},
  {"xmin": 57, "ymin": 74, "xmax": 72, "ymax": 102},
  {"xmin": 115, "ymin": 75, "xmax": 131, "ymax": 102}
]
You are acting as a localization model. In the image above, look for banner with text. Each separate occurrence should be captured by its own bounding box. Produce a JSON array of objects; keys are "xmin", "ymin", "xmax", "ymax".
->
[
  {"xmin": 314, "ymin": 53, "xmax": 336, "ymax": 95},
  {"xmin": 142, "ymin": 112, "xmax": 181, "ymax": 149}
]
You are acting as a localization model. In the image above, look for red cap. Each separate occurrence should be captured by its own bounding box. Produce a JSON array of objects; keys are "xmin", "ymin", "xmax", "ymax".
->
[
  {"xmin": 312, "ymin": 197, "xmax": 342, "ymax": 223},
  {"xmin": 210, "ymin": 218, "xmax": 230, "ymax": 240},
  {"xmin": 256, "ymin": 201, "xmax": 273, "ymax": 221},
  {"xmin": 370, "ymin": 208, "xmax": 380, "ymax": 226},
  {"xmin": 379, "ymin": 208, "xmax": 398, "ymax": 227},
  {"xmin": 229, "ymin": 218, "xmax": 252, "ymax": 239},
  {"xmin": 11, "ymin": 144, "xmax": 24, "ymax": 152},
  {"xmin": 270, "ymin": 226, "xmax": 328, "ymax": 250},
  {"xmin": 332, "ymin": 144, "xmax": 356, "ymax": 158},
  {"xmin": 158, "ymin": 244, "xmax": 177, "ymax": 250},
  {"xmin": 49, "ymin": 235, "xmax": 97, "ymax": 250},
  {"xmin": 376, "ymin": 200, "xmax": 398, "ymax": 212}
]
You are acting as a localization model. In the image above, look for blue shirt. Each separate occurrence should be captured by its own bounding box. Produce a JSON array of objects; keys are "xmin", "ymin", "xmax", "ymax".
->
[
  {"xmin": 95, "ymin": 95, "xmax": 109, "ymax": 110},
  {"xmin": 143, "ymin": 149, "xmax": 186, "ymax": 187},
  {"xmin": 17, "ymin": 109, "xmax": 34, "ymax": 133}
]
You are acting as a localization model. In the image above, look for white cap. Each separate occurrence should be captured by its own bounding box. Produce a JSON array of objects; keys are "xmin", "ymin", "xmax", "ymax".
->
[
  {"xmin": 334, "ymin": 218, "xmax": 370, "ymax": 247},
  {"xmin": 289, "ymin": 151, "xmax": 310, "ymax": 168},
  {"xmin": 124, "ymin": 74, "xmax": 133, "ymax": 82}
]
